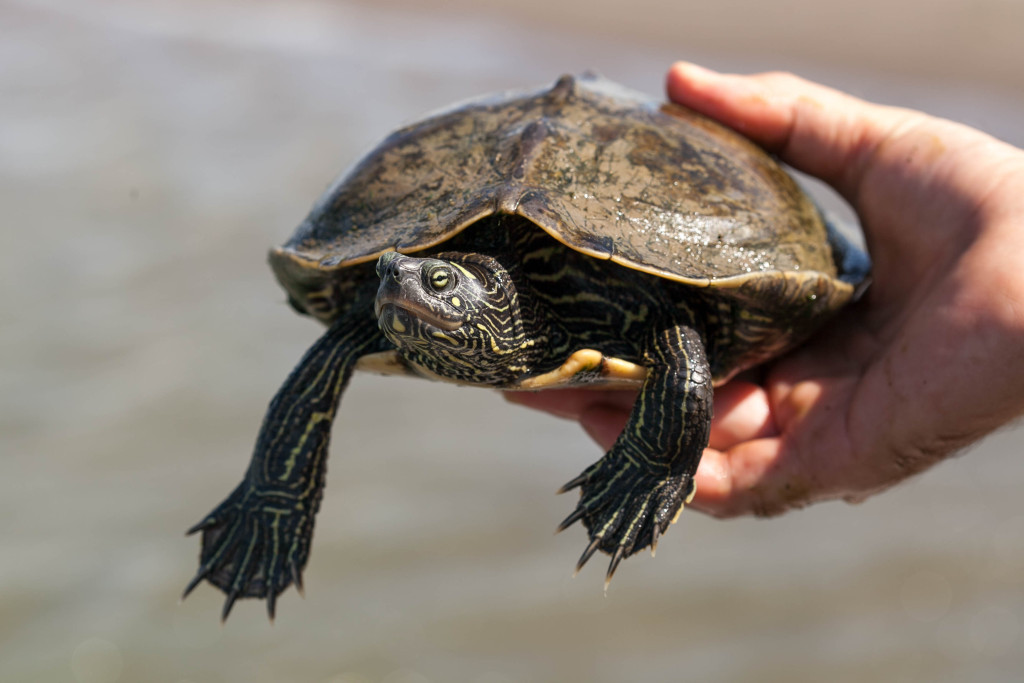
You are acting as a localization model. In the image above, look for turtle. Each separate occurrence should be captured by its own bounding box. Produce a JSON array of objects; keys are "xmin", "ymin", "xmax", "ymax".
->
[{"xmin": 183, "ymin": 73, "xmax": 868, "ymax": 620}]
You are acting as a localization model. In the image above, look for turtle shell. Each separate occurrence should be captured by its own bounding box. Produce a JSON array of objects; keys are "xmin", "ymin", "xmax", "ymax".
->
[{"xmin": 271, "ymin": 73, "xmax": 861, "ymax": 322}]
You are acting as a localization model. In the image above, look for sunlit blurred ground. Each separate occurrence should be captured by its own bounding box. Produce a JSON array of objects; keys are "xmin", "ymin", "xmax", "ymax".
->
[{"xmin": 2, "ymin": 1, "xmax": 1023, "ymax": 682}]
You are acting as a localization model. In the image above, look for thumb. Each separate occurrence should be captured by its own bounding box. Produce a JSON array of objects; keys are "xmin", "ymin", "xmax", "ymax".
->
[
  {"xmin": 665, "ymin": 62, "xmax": 915, "ymax": 207},
  {"xmin": 663, "ymin": 62, "xmax": 1024, "ymax": 293}
]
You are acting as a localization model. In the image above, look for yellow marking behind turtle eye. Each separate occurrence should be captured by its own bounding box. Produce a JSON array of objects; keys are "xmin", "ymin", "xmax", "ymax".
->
[
  {"xmin": 452, "ymin": 263, "xmax": 476, "ymax": 280},
  {"xmin": 451, "ymin": 296, "xmax": 461, "ymax": 307}
]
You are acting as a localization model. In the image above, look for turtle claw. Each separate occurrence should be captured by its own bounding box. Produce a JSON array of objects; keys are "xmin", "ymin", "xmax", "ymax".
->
[
  {"xmin": 266, "ymin": 588, "xmax": 279, "ymax": 623},
  {"xmin": 604, "ymin": 546, "xmax": 626, "ymax": 589},
  {"xmin": 574, "ymin": 537, "xmax": 602, "ymax": 576},
  {"xmin": 290, "ymin": 564, "xmax": 305, "ymax": 598},
  {"xmin": 556, "ymin": 505, "xmax": 587, "ymax": 533},
  {"xmin": 650, "ymin": 519, "xmax": 662, "ymax": 558},
  {"xmin": 183, "ymin": 482, "xmax": 317, "ymax": 620},
  {"xmin": 221, "ymin": 590, "xmax": 240, "ymax": 623},
  {"xmin": 562, "ymin": 453, "xmax": 690, "ymax": 582},
  {"xmin": 185, "ymin": 515, "xmax": 218, "ymax": 536},
  {"xmin": 181, "ymin": 562, "xmax": 212, "ymax": 601},
  {"xmin": 557, "ymin": 470, "xmax": 591, "ymax": 494}
]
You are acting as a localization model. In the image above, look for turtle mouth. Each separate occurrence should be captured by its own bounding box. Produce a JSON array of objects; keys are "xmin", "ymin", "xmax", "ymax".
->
[{"xmin": 374, "ymin": 294, "xmax": 463, "ymax": 332}]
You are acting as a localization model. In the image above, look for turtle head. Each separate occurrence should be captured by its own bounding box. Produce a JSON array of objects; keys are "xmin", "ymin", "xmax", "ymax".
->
[{"xmin": 373, "ymin": 250, "xmax": 536, "ymax": 385}]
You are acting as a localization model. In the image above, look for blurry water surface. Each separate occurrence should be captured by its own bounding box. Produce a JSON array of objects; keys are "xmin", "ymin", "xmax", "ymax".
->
[{"xmin": 2, "ymin": 1, "xmax": 1023, "ymax": 682}]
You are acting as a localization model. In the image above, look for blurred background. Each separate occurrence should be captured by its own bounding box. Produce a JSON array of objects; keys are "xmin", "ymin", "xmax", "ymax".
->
[{"xmin": 2, "ymin": 0, "xmax": 1023, "ymax": 681}]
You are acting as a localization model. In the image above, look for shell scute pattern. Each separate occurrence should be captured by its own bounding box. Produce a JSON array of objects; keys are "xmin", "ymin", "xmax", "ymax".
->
[{"xmin": 273, "ymin": 74, "xmax": 839, "ymax": 289}]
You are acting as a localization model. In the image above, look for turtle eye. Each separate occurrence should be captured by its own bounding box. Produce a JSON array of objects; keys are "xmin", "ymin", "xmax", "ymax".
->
[{"xmin": 427, "ymin": 266, "xmax": 452, "ymax": 292}]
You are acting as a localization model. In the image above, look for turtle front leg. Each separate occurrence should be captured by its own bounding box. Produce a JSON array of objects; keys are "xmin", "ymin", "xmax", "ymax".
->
[
  {"xmin": 183, "ymin": 313, "xmax": 384, "ymax": 621},
  {"xmin": 559, "ymin": 325, "xmax": 711, "ymax": 584}
]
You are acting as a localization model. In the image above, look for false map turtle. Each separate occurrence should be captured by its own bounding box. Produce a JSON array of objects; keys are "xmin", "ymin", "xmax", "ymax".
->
[{"xmin": 184, "ymin": 73, "xmax": 868, "ymax": 619}]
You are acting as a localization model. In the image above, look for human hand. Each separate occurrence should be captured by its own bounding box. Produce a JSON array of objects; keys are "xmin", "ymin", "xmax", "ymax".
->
[{"xmin": 507, "ymin": 63, "xmax": 1024, "ymax": 517}]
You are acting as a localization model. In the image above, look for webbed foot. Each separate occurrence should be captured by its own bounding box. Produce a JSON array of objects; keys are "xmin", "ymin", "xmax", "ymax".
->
[
  {"xmin": 558, "ymin": 453, "xmax": 695, "ymax": 586},
  {"xmin": 183, "ymin": 482, "xmax": 317, "ymax": 621}
]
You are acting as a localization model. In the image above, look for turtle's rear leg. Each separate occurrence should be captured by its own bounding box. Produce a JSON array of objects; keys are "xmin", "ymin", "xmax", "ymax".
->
[{"xmin": 557, "ymin": 325, "xmax": 711, "ymax": 583}]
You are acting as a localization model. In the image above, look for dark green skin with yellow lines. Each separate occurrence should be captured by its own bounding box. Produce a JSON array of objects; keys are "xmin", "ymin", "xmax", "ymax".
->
[{"xmin": 184, "ymin": 74, "xmax": 868, "ymax": 620}]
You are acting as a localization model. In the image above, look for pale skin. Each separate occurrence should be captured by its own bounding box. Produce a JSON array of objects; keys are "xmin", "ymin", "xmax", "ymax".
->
[{"xmin": 507, "ymin": 62, "xmax": 1024, "ymax": 518}]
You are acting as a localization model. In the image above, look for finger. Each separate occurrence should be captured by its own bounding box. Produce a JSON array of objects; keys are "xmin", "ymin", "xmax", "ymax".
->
[
  {"xmin": 707, "ymin": 380, "xmax": 778, "ymax": 451},
  {"xmin": 579, "ymin": 403, "xmax": 629, "ymax": 451},
  {"xmin": 508, "ymin": 382, "xmax": 779, "ymax": 452},
  {"xmin": 510, "ymin": 385, "xmax": 801, "ymax": 515},
  {"xmin": 691, "ymin": 436, "xmax": 834, "ymax": 518},
  {"xmin": 504, "ymin": 389, "xmax": 636, "ymax": 421},
  {"xmin": 693, "ymin": 370, "xmax": 872, "ymax": 518},
  {"xmin": 689, "ymin": 439, "xmax": 783, "ymax": 517},
  {"xmin": 665, "ymin": 61, "xmax": 913, "ymax": 204},
  {"xmin": 574, "ymin": 393, "xmax": 779, "ymax": 453},
  {"xmin": 689, "ymin": 447, "xmax": 733, "ymax": 512},
  {"xmin": 571, "ymin": 407, "xmax": 785, "ymax": 514}
]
